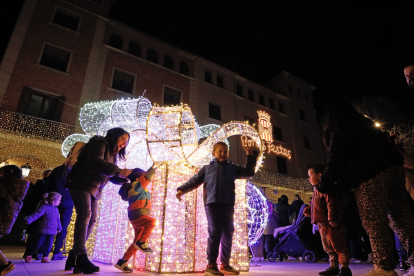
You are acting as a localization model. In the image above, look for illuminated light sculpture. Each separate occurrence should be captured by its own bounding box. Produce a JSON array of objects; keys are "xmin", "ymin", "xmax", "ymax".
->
[
  {"xmin": 246, "ymin": 181, "xmax": 269, "ymax": 246},
  {"xmin": 64, "ymin": 98, "xmax": 264, "ymax": 273}
]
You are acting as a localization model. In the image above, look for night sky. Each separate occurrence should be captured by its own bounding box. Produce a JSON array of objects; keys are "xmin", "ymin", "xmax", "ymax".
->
[{"xmin": 2, "ymin": 1, "xmax": 414, "ymax": 120}]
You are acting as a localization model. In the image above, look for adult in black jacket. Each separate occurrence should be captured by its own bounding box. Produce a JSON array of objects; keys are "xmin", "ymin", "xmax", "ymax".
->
[
  {"xmin": 288, "ymin": 194, "xmax": 304, "ymax": 223},
  {"xmin": 65, "ymin": 128, "xmax": 132, "ymax": 274},
  {"xmin": 275, "ymin": 195, "xmax": 290, "ymax": 227},
  {"xmin": 319, "ymin": 100, "xmax": 414, "ymax": 275}
]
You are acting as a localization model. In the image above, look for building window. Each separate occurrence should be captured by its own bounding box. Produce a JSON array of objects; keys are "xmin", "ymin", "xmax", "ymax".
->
[
  {"xmin": 179, "ymin": 62, "xmax": 189, "ymax": 75},
  {"xmin": 279, "ymin": 102, "xmax": 285, "ymax": 114},
  {"xmin": 304, "ymin": 136, "xmax": 311, "ymax": 149},
  {"xmin": 217, "ymin": 75, "xmax": 224, "ymax": 88},
  {"xmin": 299, "ymin": 109, "xmax": 306, "ymax": 121},
  {"xmin": 163, "ymin": 55, "xmax": 174, "ymax": 70},
  {"xmin": 52, "ymin": 7, "xmax": 80, "ymax": 31},
  {"xmin": 259, "ymin": 94, "xmax": 265, "ymax": 106},
  {"xmin": 273, "ymin": 126, "xmax": 283, "ymax": 141},
  {"xmin": 205, "ymin": 70, "xmax": 212, "ymax": 83},
  {"xmin": 209, "ymin": 102, "xmax": 221, "ymax": 121},
  {"xmin": 17, "ymin": 87, "xmax": 64, "ymax": 121},
  {"xmin": 128, "ymin": 41, "xmax": 141, "ymax": 57},
  {"xmin": 248, "ymin": 89, "xmax": 255, "ymax": 102},
  {"xmin": 39, "ymin": 43, "xmax": 71, "ymax": 72},
  {"xmin": 244, "ymin": 115, "xmax": 255, "ymax": 125},
  {"xmin": 163, "ymin": 86, "xmax": 181, "ymax": 105},
  {"xmin": 236, "ymin": 84, "xmax": 243, "ymax": 97},
  {"xmin": 277, "ymin": 157, "xmax": 288, "ymax": 175},
  {"xmin": 111, "ymin": 68, "xmax": 135, "ymax": 94},
  {"xmin": 269, "ymin": 98, "xmax": 275, "ymax": 110},
  {"xmin": 146, "ymin": 49, "xmax": 158, "ymax": 63},
  {"xmin": 108, "ymin": 34, "xmax": 123, "ymax": 50}
]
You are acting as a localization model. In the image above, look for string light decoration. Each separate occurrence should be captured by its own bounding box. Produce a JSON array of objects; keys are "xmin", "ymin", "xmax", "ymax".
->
[
  {"xmin": 246, "ymin": 181, "xmax": 269, "ymax": 246},
  {"xmin": 64, "ymin": 98, "xmax": 263, "ymax": 273}
]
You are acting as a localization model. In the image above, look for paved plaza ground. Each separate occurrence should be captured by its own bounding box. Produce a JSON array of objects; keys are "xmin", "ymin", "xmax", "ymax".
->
[{"xmin": 1, "ymin": 247, "xmax": 407, "ymax": 276}]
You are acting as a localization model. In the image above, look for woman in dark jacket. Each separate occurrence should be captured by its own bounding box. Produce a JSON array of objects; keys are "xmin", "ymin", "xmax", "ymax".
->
[
  {"xmin": 319, "ymin": 100, "xmax": 414, "ymax": 276},
  {"xmin": 276, "ymin": 195, "xmax": 290, "ymax": 227},
  {"xmin": 65, "ymin": 128, "xmax": 132, "ymax": 274},
  {"xmin": 0, "ymin": 165, "xmax": 30, "ymax": 276}
]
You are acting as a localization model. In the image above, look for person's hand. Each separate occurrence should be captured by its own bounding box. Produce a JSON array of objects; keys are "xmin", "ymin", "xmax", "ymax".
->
[
  {"xmin": 329, "ymin": 220, "xmax": 338, "ymax": 227},
  {"xmin": 119, "ymin": 169, "xmax": 132, "ymax": 178},
  {"xmin": 241, "ymin": 141, "xmax": 254, "ymax": 155},
  {"xmin": 176, "ymin": 190, "xmax": 183, "ymax": 202}
]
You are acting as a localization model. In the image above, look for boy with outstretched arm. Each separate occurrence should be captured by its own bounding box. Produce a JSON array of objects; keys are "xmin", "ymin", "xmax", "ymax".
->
[{"xmin": 176, "ymin": 141, "xmax": 256, "ymax": 276}]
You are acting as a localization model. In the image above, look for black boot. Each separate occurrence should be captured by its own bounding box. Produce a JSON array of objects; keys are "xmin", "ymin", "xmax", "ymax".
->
[
  {"xmin": 65, "ymin": 249, "xmax": 75, "ymax": 270},
  {"xmin": 73, "ymin": 253, "xmax": 100, "ymax": 274}
]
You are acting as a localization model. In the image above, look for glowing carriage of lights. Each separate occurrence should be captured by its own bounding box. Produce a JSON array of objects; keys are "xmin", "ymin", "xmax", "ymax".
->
[{"xmin": 62, "ymin": 96, "xmax": 265, "ymax": 273}]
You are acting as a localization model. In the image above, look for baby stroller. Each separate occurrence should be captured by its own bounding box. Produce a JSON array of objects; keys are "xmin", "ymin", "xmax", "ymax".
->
[{"xmin": 267, "ymin": 205, "xmax": 318, "ymax": 263}]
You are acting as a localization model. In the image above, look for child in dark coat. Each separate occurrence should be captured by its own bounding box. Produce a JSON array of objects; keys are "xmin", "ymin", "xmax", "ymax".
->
[
  {"xmin": 176, "ymin": 141, "xmax": 256, "ymax": 276},
  {"xmin": 115, "ymin": 165, "xmax": 156, "ymax": 273},
  {"xmin": 304, "ymin": 164, "xmax": 351, "ymax": 276},
  {"xmin": 25, "ymin": 192, "xmax": 62, "ymax": 263},
  {"xmin": 0, "ymin": 165, "xmax": 30, "ymax": 276}
]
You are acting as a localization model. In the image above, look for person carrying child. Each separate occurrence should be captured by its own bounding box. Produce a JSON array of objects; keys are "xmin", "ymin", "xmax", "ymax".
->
[
  {"xmin": 176, "ymin": 141, "xmax": 256, "ymax": 276},
  {"xmin": 304, "ymin": 164, "xmax": 352, "ymax": 276},
  {"xmin": 0, "ymin": 165, "xmax": 30, "ymax": 276},
  {"xmin": 115, "ymin": 165, "xmax": 156, "ymax": 273},
  {"xmin": 24, "ymin": 192, "xmax": 62, "ymax": 264}
]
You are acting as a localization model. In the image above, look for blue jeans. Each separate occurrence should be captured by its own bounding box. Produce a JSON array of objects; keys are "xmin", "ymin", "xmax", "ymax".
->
[
  {"xmin": 69, "ymin": 189, "xmax": 98, "ymax": 255},
  {"xmin": 53, "ymin": 207, "xmax": 73, "ymax": 254},
  {"xmin": 205, "ymin": 203, "xmax": 235, "ymax": 265},
  {"xmin": 28, "ymin": 234, "xmax": 54, "ymax": 257}
]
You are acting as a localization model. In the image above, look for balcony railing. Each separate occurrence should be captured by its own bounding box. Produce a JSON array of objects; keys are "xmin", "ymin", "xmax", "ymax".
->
[{"xmin": 0, "ymin": 109, "xmax": 84, "ymax": 141}]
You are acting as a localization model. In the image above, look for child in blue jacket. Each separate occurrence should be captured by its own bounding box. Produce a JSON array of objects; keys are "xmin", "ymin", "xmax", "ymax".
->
[
  {"xmin": 176, "ymin": 141, "xmax": 256, "ymax": 276},
  {"xmin": 25, "ymin": 192, "xmax": 62, "ymax": 263}
]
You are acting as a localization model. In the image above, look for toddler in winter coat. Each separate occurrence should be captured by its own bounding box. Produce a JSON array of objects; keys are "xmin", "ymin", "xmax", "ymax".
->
[
  {"xmin": 176, "ymin": 141, "xmax": 256, "ymax": 276},
  {"xmin": 25, "ymin": 192, "xmax": 62, "ymax": 263},
  {"xmin": 304, "ymin": 164, "xmax": 351, "ymax": 276},
  {"xmin": 0, "ymin": 165, "xmax": 30, "ymax": 276},
  {"xmin": 115, "ymin": 165, "xmax": 156, "ymax": 273}
]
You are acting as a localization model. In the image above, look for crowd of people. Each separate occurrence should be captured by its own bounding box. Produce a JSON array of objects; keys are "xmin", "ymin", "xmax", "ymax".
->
[{"xmin": 0, "ymin": 66, "xmax": 414, "ymax": 276}]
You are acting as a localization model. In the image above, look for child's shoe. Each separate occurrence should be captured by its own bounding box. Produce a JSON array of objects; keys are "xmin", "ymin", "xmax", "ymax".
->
[
  {"xmin": 204, "ymin": 264, "xmax": 223, "ymax": 276},
  {"xmin": 363, "ymin": 265, "xmax": 398, "ymax": 276},
  {"xmin": 219, "ymin": 264, "xmax": 239, "ymax": 275},
  {"xmin": 24, "ymin": 255, "xmax": 32, "ymax": 263},
  {"xmin": 41, "ymin": 256, "xmax": 50, "ymax": 263},
  {"xmin": 0, "ymin": 261, "xmax": 15, "ymax": 275},
  {"xmin": 319, "ymin": 266, "xmax": 340, "ymax": 275},
  {"xmin": 338, "ymin": 267, "xmax": 352, "ymax": 276},
  {"xmin": 134, "ymin": 240, "xmax": 153, "ymax": 253},
  {"xmin": 115, "ymin": 259, "xmax": 133, "ymax": 273}
]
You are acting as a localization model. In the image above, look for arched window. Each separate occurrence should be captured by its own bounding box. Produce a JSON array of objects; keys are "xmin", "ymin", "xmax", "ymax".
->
[
  {"xmin": 179, "ymin": 62, "xmax": 189, "ymax": 76},
  {"xmin": 108, "ymin": 34, "xmax": 123, "ymax": 50},
  {"xmin": 128, "ymin": 41, "xmax": 141, "ymax": 57},
  {"xmin": 163, "ymin": 55, "xmax": 174, "ymax": 70},
  {"xmin": 146, "ymin": 49, "xmax": 158, "ymax": 63}
]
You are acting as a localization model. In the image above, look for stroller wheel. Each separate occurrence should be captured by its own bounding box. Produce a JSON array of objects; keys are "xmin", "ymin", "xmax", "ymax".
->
[
  {"xmin": 267, "ymin": 252, "xmax": 276, "ymax": 262},
  {"xmin": 303, "ymin": 250, "xmax": 317, "ymax": 263}
]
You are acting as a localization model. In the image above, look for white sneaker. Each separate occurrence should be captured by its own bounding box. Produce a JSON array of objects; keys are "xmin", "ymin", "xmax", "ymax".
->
[
  {"xmin": 363, "ymin": 265, "xmax": 398, "ymax": 276},
  {"xmin": 404, "ymin": 266, "xmax": 414, "ymax": 276},
  {"xmin": 350, "ymin": 258, "xmax": 362, "ymax": 263}
]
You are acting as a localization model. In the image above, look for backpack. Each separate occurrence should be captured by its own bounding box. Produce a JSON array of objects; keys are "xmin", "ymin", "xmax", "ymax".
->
[{"xmin": 62, "ymin": 142, "xmax": 85, "ymax": 177}]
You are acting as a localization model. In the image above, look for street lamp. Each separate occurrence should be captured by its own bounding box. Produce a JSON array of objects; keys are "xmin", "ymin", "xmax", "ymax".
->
[{"xmin": 21, "ymin": 157, "xmax": 31, "ymax": 178}]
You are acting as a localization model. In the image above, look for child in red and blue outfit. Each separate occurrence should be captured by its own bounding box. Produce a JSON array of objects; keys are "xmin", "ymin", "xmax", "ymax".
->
[{"xmin": 115, "ymin": 165, "xmax": 156, "ymax": 273}]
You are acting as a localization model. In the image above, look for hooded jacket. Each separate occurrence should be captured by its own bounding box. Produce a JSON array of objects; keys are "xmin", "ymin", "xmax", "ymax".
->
[
  {"xmin": 66, "ymin": 136, "xmax": 127, "ymax": 199},
  {"xmin": 177, "ymin": 155, "xmax": 257, "ymax": 206},
  {"xmin": 310, "ymin": 188, "xmax": 343, "ymax": 226},
  {"xmin": 0, "ymin": 178, "xmax": 30, "ymax": 235},
  {"xmin": 26, "ymin": 203, "xmax": 62, "ymax": 235}
]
